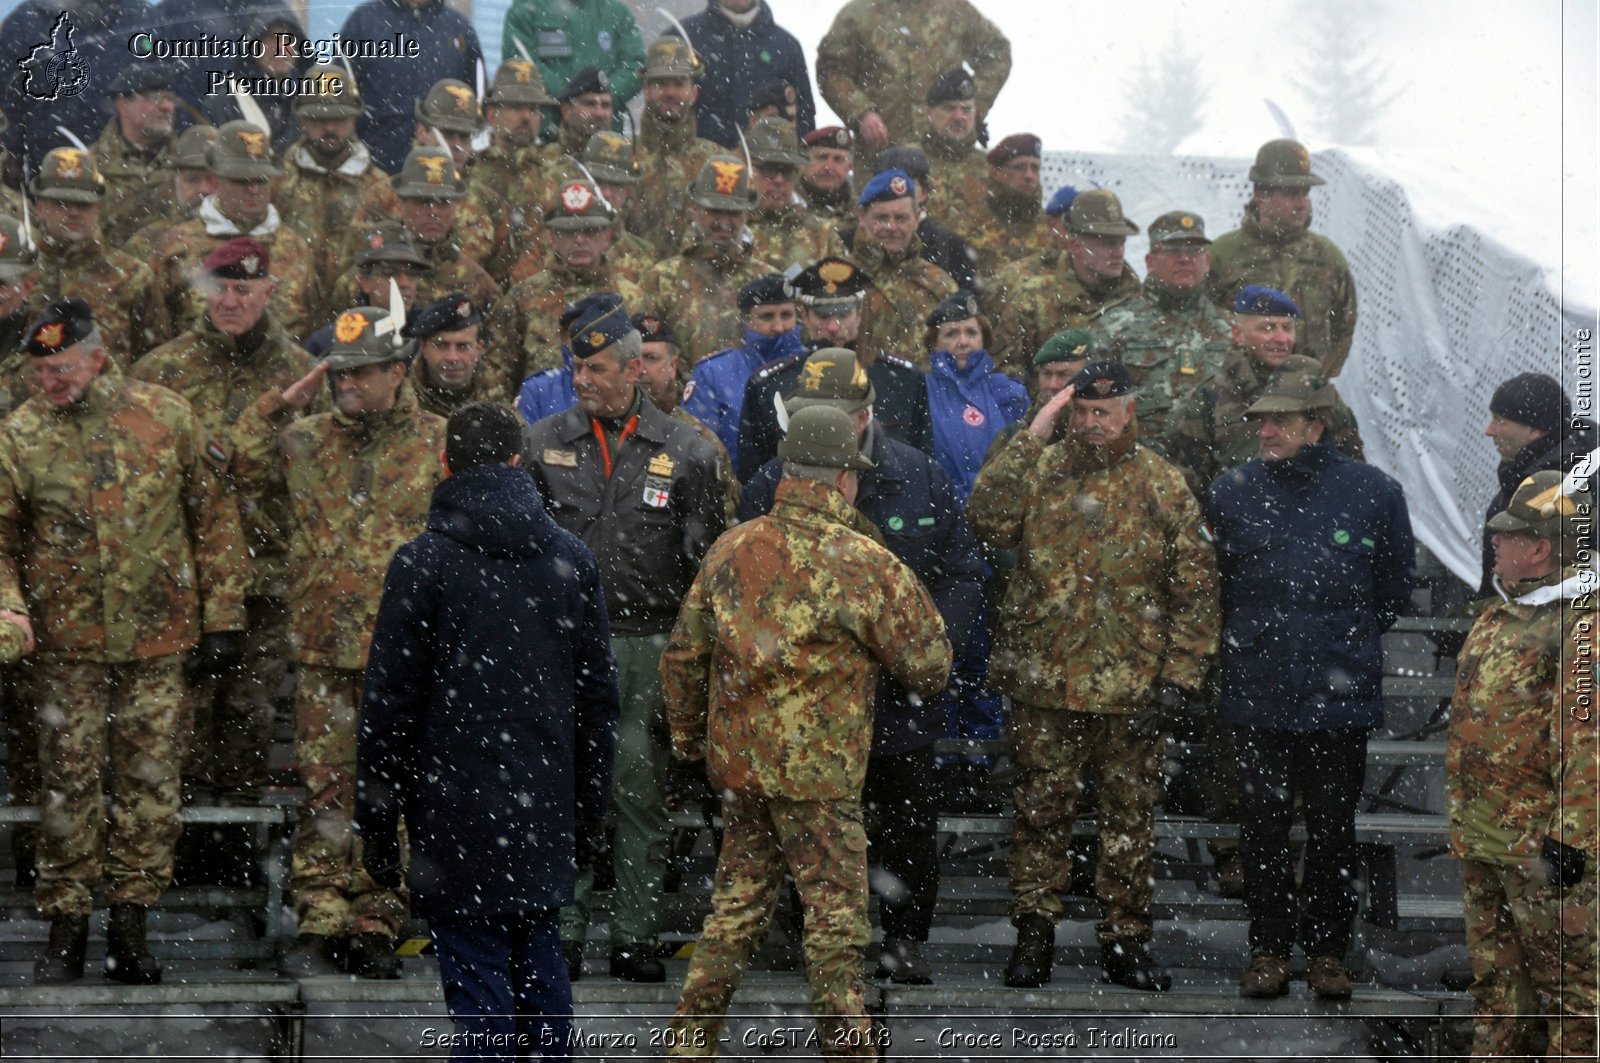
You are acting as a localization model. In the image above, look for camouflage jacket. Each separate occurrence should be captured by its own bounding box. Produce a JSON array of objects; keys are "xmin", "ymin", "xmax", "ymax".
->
[
  {"xmin": 232, "ymin": 384, "xmax": 445, "ymax": 670},
  {"xmin": 326, "ymin": 234, "xmax": 502, "ymax": 331},
  {"xmin": 1096, "ymin": 277, "xmax": 1233, "ymax": 435},
  {"xmin": 348, "ymin": 180, "xmax": 498, "ymax": 270},
  {"xmin": 816, "ymin": 0, "xmax": 1011, "ymax": 145},
  {"xmin": 485, "ymin": 257, "xmax": 643, "ymax": 398},
  {"xmin": 990, "ymin": 250, "xmax": 1140, "ymax": 376},
  {"xmin": 920, "ymin": 133, "xmax": 988, "ymax": 228},
  {"xmin": 965, "ymin": 189, "xmax": 1053, "ymax": 283},
  {"xmin": 465, "ymin": 139, "xmax": 547, "ymax": 284},
  {"xmin": 0, "ymin": 360, "xmax": 249, "ymax": 662},
  {"xmin": 967, "ymin": 427, "xmax": 1218, "ymax": 710},
  {"xmin": 748, "ymin": 204, "xmax": 848, "ymax": 274},
  {"xmin": 661, "ymin": 475, "xmax": 951, "ymax": 800},
  {"xmin": 91, "ymin": 119, "xmax": 179, "ymax": 247},
  {"xmin": 849, "ymin": 236, "xmax": 958, "ymax": 370},
  {"xmin": 37, "ymin": 234, "xmax": 167, "ymax": 362},
  {"xmin": 125, "ymin": 203, "xmax": 196, "ymax": 264},
  {"xmin": 1449, "ymin": 569, "xmax": 1600, "ymax": 863},
  {"xmin": 1207, "ymin": 205, "xmax": 1358, "ymax": 376},
  {"xmin": 130, "ymin": 313, "xmax": 318, "ymax": 598},
  {"xmin": 626, "ymin": 110, "xmax": 722, "ymax": 257},
  {"xmin": 150, "ymin": 206, "xmax": 321, "ymax": 344},
  {"xmin": 637, "ymin": 241, "xmax": 781, "ymax": 364},
  {"xmin": 1160, "ymin": 345, "xmax": 1365, "ymax": 498},
  {"xmin": 410, "ymin": 355, "xmax": 505, "ymax": 419},
  {"xmin": 274, "ymin": 141, "xmax": 392, "ymax": 294}
]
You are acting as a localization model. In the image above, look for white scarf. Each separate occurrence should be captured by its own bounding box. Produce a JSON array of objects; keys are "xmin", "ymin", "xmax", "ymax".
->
[
  {"xmin": 290, "ymin": 140, "xmax": 374, "ymax": 178},
  {"xmin": 199, "ymin": 196, "xmax": 281, "ymax": 237},
  {"xmin": 717, "ymin": 2, "xmax": 761, "ymax": 28}
]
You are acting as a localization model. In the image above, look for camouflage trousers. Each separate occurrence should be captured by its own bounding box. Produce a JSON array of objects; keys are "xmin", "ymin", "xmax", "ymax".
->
[
  {"xmin": 1461, "ymin": 857, "xmax": 1599, "ymax": 1060},
  {"xmin": 291, "ymin": 665, "xmax": 406, "ymax": 938},
  {"xmin": 1008, "ymin": 703, "xmax": 1162, "ymax": 942},
  {"xmin": 183, "ymin": 596, "xmax": 289, "ymax": 799},
  {"xmin": 4, "ymin": 661, "xmax": 38, "ymax": 867},
  {"xmin": 33, "ymin": 657, "xmax": 185, "ymax": 916},
  {"xmin": 667, "ymin": 793, "xmax": 874, "ymax": 1059}
]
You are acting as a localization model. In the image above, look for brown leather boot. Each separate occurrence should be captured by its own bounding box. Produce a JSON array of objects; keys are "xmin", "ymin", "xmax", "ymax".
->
[
  {"xmin": 1307, "ymin": 955, "xmax": 1353, "ymax": 999},
  {"xmin": 105, "ymin": 905, "xmax": 162, "ymax": 985},
  {"xmin": 1239, "ymin": 952, "xmax": 1291, "ymax": 998},
  {"xmin": 33, "ymin": 914, "xmax": 89, "ymax": 983}
]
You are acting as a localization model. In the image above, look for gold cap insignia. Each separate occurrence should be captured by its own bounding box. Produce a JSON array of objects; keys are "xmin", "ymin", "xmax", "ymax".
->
[
  {"xmin": 35, "ymin": 322, "xmax": 65, "ymax": 348},
  {"xmin": 588, "ymin": 330, "xmax": 606, "ymax": 348},
  {"xmin": 334, "ymin": 311, "xmax": 368, "ymax": 343},
  {"xmin": 315, "ymin": 71, "xmax": 343, "ymax": 95},
  {"xmin": 800, "ymin": 359, "xmax": 829, "ymax": 392},
  {"xmin": 417, "ymin": 155, "xmax": 449, "ymax": 185},
  {"xmin": 709, "ymin": 159, "xmax": 744, "ymax": 195},
  {"xmin": 54, "ymin": 148, "xmax": 85, "ymax": 179},
  {"xmin": 1180, "ymin": 215, "xmax": 1195, "ymax": 228},
  {"xmin": 237, "ymin": 130, "xmax": 268, "ymax": 157},
  {"xmin": 817, "ymin": 260, "xmax": 853, "ymax": 292}
]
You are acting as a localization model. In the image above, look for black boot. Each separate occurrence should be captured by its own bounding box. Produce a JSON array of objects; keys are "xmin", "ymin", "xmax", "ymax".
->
[
  {"xmin": 609, "ymin": 944, "xmax": 665, "ymax": 982},
  {"xmin": 1101, "ymin": 939, "xmax": 1171, "ymax": 992},
  {"xmin": 562, "ymin": 940, "xmax": 585, "ymax": 982},
  {"xmin": 105, "ymin": 905, "xmax": 163, "ymax": 985},
  {"xmin": 1003, "ymin": 914, "xmax": 1055, "ymax": 988},
  {"xmin": 33, "ymin": 914, "xmax": 89, "ymax": 984},
  {"xmin": 345, "ymin": 932, "xmax": 403, "ymax": 979}
]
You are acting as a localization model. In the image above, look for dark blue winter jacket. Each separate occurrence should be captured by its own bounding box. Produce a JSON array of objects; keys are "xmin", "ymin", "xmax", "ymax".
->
[
  {"xmin": 1206, "ymin": 442, "xmax": 1415, "ymax": 732},
  {"xmin": 925, "ymin": 347, "xmax": 1027, "ymax": 501},
  {"xmin": 356, "ymin": 462, "xmax": 620, "ymax": 918},
  {"xmin": 670, "ymin": 2, "xmax": 814, "ymax": 149},
  {"xmin": 740, "ymin": 425, "xmax": 983, "ymax": 755},
  {"xmin": 683, "ymin": 324, "xmax": 803, "ymax": 464}
]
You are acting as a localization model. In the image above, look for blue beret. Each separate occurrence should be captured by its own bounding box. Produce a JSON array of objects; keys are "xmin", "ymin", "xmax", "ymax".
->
[
  {"xmin": 403, "ymin": 293, "xmax": 480, "ymax": 339},
  {"xmin": 857, "ymin": 168, "xmax": 916, "ymax": 207},
  {"xmin": 21, "ymin": 298, "xmax": 95, "ymax": 356},
  {"xmin": 1069, "ymin": 359, "xmax": 1134, "ymax": 399},
  {"xmin": 738, "ymin": 274, "xmax": 792, "ymax": 313},
  {"xmin": 926, "ymin": 290, "xmax": 980, "ymax": 328},
  {"xmin": 1233, "ymin": 285, "xmax": 1301, "ymax": 317},
  {"xmin": 565, "ymin": 292, "xmax": 635, "ymax": 359},
  {"xmin": 1044, "ymin": 185, "xmax": 1079, "ymax": 217}
]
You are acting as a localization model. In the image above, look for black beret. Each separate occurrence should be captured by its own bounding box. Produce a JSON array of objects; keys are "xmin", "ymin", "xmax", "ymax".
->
[
  {"xmin": 926, "ymin": 290, "xmax": 980, "ymax": 328},
  {"xmin": 926, "ymin": 68, "xmax": 976, "ymax": 106},
  {"xmin": 403, "ymin": 293, "xmax": 480, "ymax": 340},
  {"xmin": 107, "ymin": 64, "xmax": 172, "ymax": 97},
  {"xmin": 632, "ymin": 312, "xmax": 675, "ymax": 346},
  {"xmin": 559, "ymin": 66, "xmax": 610, "ymax": 103},
  {"xmin": 20, "ymin": 298, "xmax": 95, "ymax": 357},
  {"xmin": 738, "ymin": 274, "xmax": 793, "ymax": 313},
  {"xmin": 1069, "ymin": 359, "xmax": 1134, "ymax": 399},
  {"xmin": 872, "ymin": 146, "xmax": 929, "ymax": 182}
]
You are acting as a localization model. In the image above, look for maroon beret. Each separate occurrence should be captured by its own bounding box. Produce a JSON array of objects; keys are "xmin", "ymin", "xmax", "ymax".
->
[
  {"xmin": 802, "ymin": 125, "xmax": 852, "ymax": 150},
  {"xmin": 986, "ymin": 133, "xmax": 1042, "ymax": 167},
  {"xmin": 203, "ymin": 237, "xmax": 271, "ymax": 280}
]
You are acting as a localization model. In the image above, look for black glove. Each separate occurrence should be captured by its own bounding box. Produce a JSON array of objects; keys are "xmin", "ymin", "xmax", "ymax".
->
[
  {"xmin": 573, "ymin": 817, "xmax": 606, "ymax": 872},
  {"xmin": 1131, "ymin": 682, "xmax": 1188, "ymax": 737},
  {"xmin": 1542, "ymin": 836, "xmax": 1586, "ymax": 891},
  {"xmin": 186, "ymin": 631, "xmax": 244, "ymax": 681},
  {"xmin": 363, "ymin": 841, "xmax": 402, "ymax": 891},
  {"xmin": 664, "ymin": 759, "xmax": 711, "ymax": 812}
]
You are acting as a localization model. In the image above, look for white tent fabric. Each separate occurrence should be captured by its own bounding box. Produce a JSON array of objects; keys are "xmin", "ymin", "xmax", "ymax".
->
[{"xmin": 1041, "ymin": 148, "xmax": 1596, "ymax": 588}]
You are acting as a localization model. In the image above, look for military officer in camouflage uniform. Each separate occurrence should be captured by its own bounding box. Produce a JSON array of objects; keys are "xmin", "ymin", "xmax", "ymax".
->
[
  {"xmin": 0, "ymin": 215, "xmax": 44, "ymax": 383},
  {"xmin": 626, "ymin": 38, "xmax": 725, "ymax": 258},
  {"xmin": 489, "ymin": 179, "xmax": 643, "ymax": 397},
  {"xmin": 131, "ymin": 239, "xmax": 316, "ymax": 809},
  {"xmin": 28, "ymin": 147, "xmax": 166, "ymax": 361},
  {"xmin": 847, "ymin": 168, "xmax": 958, "ymax": 369},
  {"xmin": 307, "ymin": 223, "xmax": 434, "ymax": 357},
  {"xmin": 969, "ymin": 360, "xmax": 1218, "ymax": 992},
  {"xmin": 275, "ymin": 66, "xmax": 391, "ymax": 296},
  {"xmin": 539, "ymin": 67, "xmax": 616, "ymax": 165},
  {"xmin": 817, "ymin": 0, "xmax": 1010, "ymax": 154},
  {"xmin": 90, "ymin": 65, "xmax": 179, "ymax": 247},
  {"xmin": 473, "ymin": 59, "xmax": 557, "ymax": 283},
  {"xmin": 990, "ymin": 189, "xmax": 1141, "ymax": 377},
  {"xmin": 5, "ymin": 300, "xmax": 249, "ymax": 985},
  {"xmin": 233, "ymin": 304, "xmax": 446, "ymax": 979},
  {"xmin": 1207, "ymin": 139, "xmax": 1358, "ymax": 376},
  {"xmin": 917, "ymin": 70, "xmax": 989, "ymax": 225},
  {"xmin": 521, "ymin": 131, "xmax": 652, "ymax": 283},
  {"xmin": 1162, "ymin": 286, "xmax": 1363, "ymax": 498},
  {"xmin": 637, "ymin": 156, "xmax": 780, "ymax": 364},
  {"xmin": 1449, "ymin": 470, "xmax": 1598, "ymax": 1059},
  {"xmin": 1097, "ymin": 210, "xmax": 1232, "ymax": 436},
  {"xmin": 125, "ymin": 125, "xmax": 217, "ymax": 263},
  {"xmin": 800, "ymin": 126, "xmax": 856, "ymax": 221},
  {"xmin": 746, "ymin": 118, "xmax": 848, "ymax": 271},
  {"xmin": 520, "ymin": 294, "xmax": 732, "ymax": 983},
  {"xmin": 404, "ymin": 294, "xmax": 499, "ymax": 417},
  {"xmin": 150, "ymin": 122, "xmax": 320, "ymax": 343},
  {"xmin": 966, "ymin": 133, "xmax": 1052, "ymax": 280},
  {"xmin": 661, "ymin": 404, "xmax": 951, "ymax": 1057}
]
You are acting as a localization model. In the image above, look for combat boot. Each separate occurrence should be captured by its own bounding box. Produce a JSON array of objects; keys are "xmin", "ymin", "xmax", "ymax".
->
[
  {"xmin": 33, "ymin": 913, "xmax": 89, "ymax": 983},
  {"xmin": 1307, "ymin": 955, "xmax": 1353, "ymax": 1000},
  {"xmin": 1003, "ymin": 914, "xmax": 1054, "ymax": 988},
  {"xmin": 1239, "ymin": 952, "xmax": 1291, "ymax": 998},
  {"xmin": 1101, "ymin": 939, "xmax": 1171, "ymax": 992},
  {"xmin": 346, "ymin": 932, "xmax": 403, "ymax": 979},
  {"xmin": 278, "ymin": 933, "xmax": 341, "ymax": 977},
  {"xmin": 105, "ymin": 905, "xmax": 162, "ymax": 985},
  {"xmin": 609, "ymin": 944, "xmax": 666, "ymax": 982},
  {"xmin": 875, "ymin": 938, "xmax": 933, "ymax": 984}
]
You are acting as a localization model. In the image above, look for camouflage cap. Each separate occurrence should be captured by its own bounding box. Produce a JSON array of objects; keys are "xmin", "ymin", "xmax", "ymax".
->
[
  {"xmin": 689, "ymin": 155, "xmax": 756, "ymax": 211},
  {"xmin": 1487, "ymin": 470, "xmax": 1593, "ymax": 540},
  {"xmin": 295, "ymin": 65, "xmax": 362, "ymax": 119},
  {"xmin": 486, "ymin": 58, "xmax": 556, "ymax": 106},
  {"xmin": 545, "ymin": 180, "xmax": 616, "ymax": 231},
  {"xmin": 1243, "ymin": 360, "xmax": 1339, "ymax": 417},
  {"xmin": 392, "ymin": 147, "xmax": 464, "ymax": 200},
  {"xmin": 1034, "ymin": 327, "xmax": 1097, "ymax": 368},
  {"xmin": 1148, "ymin": 210, "xmax": 1210, "ymax": 246},
  {"xmin": 29, "ymin": 146, "xmax": 108, "ymax": 203},
  {"xmin": 642, "ymin": 34, "xmax": 701, "ymax": 80},
  {"xmin": 784, "ymin": 348, "xmax": 876, "ymax": 414},
  {"xmin": 1066, "ymin": 189, "xmax": 1138, "ymax": 237},
  {"xmin": 780, "ymin": 404, "xmax": 875, "ymax": 471},
  {"xmin": 208, "ymin": 121, "xmax": 281, "ymax": 180},
  {"xmin": 171, "ymin": 124, "xmax": 219, "ymax": 169},
  {"xmin": 747, "ymin": 117, "xmax": 808, "ymax": 168},
  {"xmin": 579, "ymin": 131, "xmax": 640, "ymax": 185},
  {"xmin": 1249, "ymin": 138, "xmax": 1325, "ymax": 188},
  {"xmin": 414, "ymin": 79, "xmax": 485, "ymax": 135},
  {"xmin": 0, "ymin": 215, "xmax": 38, "ymax": 282},
  {"xmin": 323, "ymin": 306, "xmax": 410, "ymax": 369},
  {"xmin": 355, "ymin": 221, "xmax": 432, "ymax": 269}
]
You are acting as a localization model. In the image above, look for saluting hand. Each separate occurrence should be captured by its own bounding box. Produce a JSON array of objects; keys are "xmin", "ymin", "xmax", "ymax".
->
[
  {"xmin": 281, "ymin": 361, "xmax": 330, "ymax": 411},
  {"xmin": 1028, "ymin": 384, "xmax": 1075, "ymax": 441}
]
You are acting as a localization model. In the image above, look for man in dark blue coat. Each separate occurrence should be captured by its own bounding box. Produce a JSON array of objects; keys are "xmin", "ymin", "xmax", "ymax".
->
[
  {"xmin": 670, "ymin": 0, "xmax": 815, "ymax": 149},
  {"xmin": 357, "ymin": 402, "xmax": 620, "ymax": 1056},
  {"xmin": 740, "ymin": 348, "xmax": 984, "ymax": 983},
  {"xmin": 1206, "ymin": 367, "xmax": 1414, "ymax": 1002}
]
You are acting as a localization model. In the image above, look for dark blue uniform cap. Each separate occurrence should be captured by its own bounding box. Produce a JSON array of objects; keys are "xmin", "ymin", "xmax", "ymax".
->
[
  {"xmin": 1233, "ymin": 285, "xmax": 1301, "ymax": 317},
  {"xmin": 21, "ymin": 298, "xmax": 95, "ymax": 356},
  {"xmin": 559, "ymin": 66, "xmax": 610, "ymax": 103},
  {"xmin": 738, "ymin": 274, "xmax": 792, "ymax": 313},
  {"xmin": 632, "ymin": 312, "xmax": 675, "ymax": 346},
  {"xmin": 565, "ymin": 292, "xmax": 634, "ymax": 359},
  {"xmin": 403, "ymin": 293, "xmax": 480, "ymax": 340},
  {"xmin": 926, "ymin": 290, "xmax": 980, "ymax": 328}
]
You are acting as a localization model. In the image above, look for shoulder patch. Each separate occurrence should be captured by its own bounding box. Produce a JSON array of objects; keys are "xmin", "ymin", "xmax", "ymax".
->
[{"xmin": 203, "ymin": 437, "xmax": 230, "ymax": 472}]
